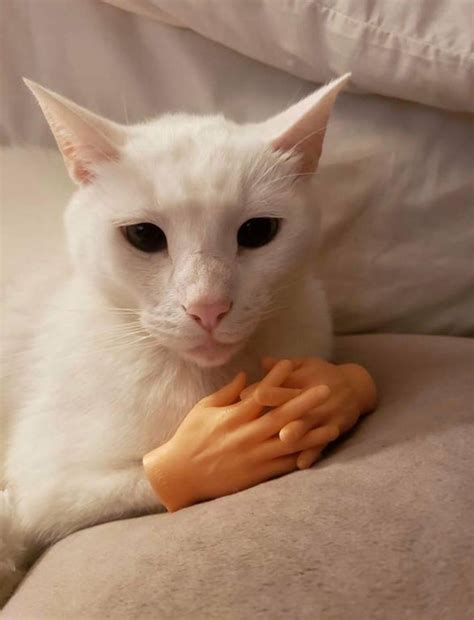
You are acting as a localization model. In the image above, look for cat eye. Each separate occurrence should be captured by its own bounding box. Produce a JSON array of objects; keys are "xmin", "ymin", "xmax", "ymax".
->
[
  {"xmin": 123, "ymin": 223, "xmax": 167, "ymax": 253},
  {"xmin": 237, "ymin": 218, "xmax": 280, "ymax": 249}
]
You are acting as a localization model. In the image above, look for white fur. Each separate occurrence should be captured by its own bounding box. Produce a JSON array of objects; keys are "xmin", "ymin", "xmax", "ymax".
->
[{"xmin": 0, "ymin": 76, "xmax": 349, "ymax": 603}]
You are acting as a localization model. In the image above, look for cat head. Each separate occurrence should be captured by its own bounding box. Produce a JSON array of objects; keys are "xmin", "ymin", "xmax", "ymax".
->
[{"xmin": 25, "ymin": 75, "xmax": 349, "ymax": 367}]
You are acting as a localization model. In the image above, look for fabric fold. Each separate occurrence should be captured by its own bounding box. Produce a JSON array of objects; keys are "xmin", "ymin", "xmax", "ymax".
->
[{"xmin": 104, "ymin": 0, "xmax": 474, "ymax": 113}]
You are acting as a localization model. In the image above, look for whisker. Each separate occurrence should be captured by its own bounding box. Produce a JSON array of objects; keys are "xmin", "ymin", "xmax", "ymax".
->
[
  {"xmin": 121, "ymin": 92, "xmax": 130, "ymax": 125},
  {"xmin": 87, "ymin": 322, "xmax": 143, "ymax": 335},
  {"xmin": 58, "ymin": 306, "xmax": 139, "ymax": 315},
  {"xmin": 249, "ymin": 153, "xmax": 287, "ymax": 191},
  {"xmin": 1, "ymin": 337, "xmax": 157, "ymax": 376},
  {"xmin": 85, "ymin": 330, "xmax": 149, "ymax": 347},
  {"xmin": 263, "ymin": 170, "xmax": 320, "ymax": 186}
]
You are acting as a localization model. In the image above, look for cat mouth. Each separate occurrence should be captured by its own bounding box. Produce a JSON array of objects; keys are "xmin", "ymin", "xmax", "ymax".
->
[{"xmin": 182, "ymin": 337, "xmax": 242, "ymax": 367}]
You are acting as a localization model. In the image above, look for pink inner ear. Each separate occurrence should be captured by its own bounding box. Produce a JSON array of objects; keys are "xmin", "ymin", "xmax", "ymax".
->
[
  {"xmin": 72, "ymin": 162, "xmax": 94, "ymax": 184},
  {"xmin": 63, "ymin": 141, "xmax": 119, "ymax": 184},
  {"xmin": 272, "ymin": 126, "xmax": 325, "ymax": 175},
  {"xmin": 269, "ymin": 75, "xmax": 351, "ymax": 177}
]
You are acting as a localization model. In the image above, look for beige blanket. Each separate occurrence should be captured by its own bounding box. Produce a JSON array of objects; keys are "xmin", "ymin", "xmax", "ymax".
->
[{"xmin": 4, "ymin": 334, "xmax": 474, "ymax": 619}]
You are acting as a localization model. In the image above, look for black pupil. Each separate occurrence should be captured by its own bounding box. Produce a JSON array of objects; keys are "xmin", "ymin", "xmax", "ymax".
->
[
  {"xmin": 124, "ymin": 223, "xmax": 167, "ymax": 253},
  {"xmin": 237, "ymin": 218, "xmax": 279, "ymax": 249}
]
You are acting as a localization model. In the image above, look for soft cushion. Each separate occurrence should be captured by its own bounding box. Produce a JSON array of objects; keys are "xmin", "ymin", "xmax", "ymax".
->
[
  {"xmin": 104, "ymin": 0, "xmax": 474, "ymax": 113},
  {"xmin": 4, "ymin": 335, "xmax": 474, "ymax": 619}
]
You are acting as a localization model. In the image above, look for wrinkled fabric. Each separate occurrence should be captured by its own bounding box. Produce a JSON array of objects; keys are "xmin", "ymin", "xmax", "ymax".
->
[
  {"xmin": 4, "ymin": 335, "xmax": 474, "ymax": 620},
  {"xmin": 104, "ymin": 0, "xmax": 474, "ymax": 113}
]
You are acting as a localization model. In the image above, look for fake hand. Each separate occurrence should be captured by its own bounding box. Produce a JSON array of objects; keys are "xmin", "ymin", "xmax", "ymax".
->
[
  {"xmin": 143, "ymin": 360, "xmax": 331, "ymax": 512},
  {"xmin": 241, "ymin": 357, "xmax": 377, "ymax": 470}
]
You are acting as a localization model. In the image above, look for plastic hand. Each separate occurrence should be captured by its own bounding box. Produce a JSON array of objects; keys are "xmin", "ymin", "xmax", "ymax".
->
[
  {"xmin": 241, "ymin": 357, "xmax": 377, "ymax": 470},
  {"xmin": 143, "ymin": 360, "xmax": 331, "ymax": 512}
]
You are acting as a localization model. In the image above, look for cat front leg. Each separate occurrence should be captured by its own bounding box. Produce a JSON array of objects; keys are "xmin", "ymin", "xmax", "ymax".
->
[
  {"xmin": 13, "ymin": 464, "xmax": 160, "ymax": 554},
  {"xmin": 2, "ymin": 462, "xmax": 160, "ymax": 603}
]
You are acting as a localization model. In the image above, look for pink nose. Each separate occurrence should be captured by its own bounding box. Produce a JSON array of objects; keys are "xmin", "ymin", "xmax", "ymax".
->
[{"xmin": 185, "ymin": 299, "xmax": 232, "ymax": 332}]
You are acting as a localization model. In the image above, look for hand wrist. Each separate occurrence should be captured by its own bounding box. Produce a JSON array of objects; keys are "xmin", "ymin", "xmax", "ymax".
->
[
  {"xmin": 143, "ymin": 441, "xmax": 199, "ymax": 512},
  {"xmin": 338, "ymin": 363, "xmax": 377, "ymax": 413}
]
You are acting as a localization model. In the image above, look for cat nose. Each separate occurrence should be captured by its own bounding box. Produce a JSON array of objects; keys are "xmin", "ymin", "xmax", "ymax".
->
[{"xmin": 184, "ymin": 299, "xmax": 232, "ymax": 332}]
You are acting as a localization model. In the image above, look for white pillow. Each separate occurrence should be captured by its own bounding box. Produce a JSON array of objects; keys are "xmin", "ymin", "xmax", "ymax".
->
[{"xmin": 104, "ymin": 0, "xmax": 474, "ymax": 113}]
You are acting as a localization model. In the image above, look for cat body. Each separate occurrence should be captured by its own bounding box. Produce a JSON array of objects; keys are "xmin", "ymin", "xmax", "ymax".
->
[{"xmin": 0, "ymin": 75, "xmax": 348, "ymax": 601}]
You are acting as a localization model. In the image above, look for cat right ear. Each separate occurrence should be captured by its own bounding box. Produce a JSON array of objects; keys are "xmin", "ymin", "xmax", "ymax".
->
[
  {"xmin": 263, "ymin": 73, "xmax": 350, "ymax": 175},
  {"xmin": 24, "ymin": 79, "xmax": 125, "ymax": 184}
]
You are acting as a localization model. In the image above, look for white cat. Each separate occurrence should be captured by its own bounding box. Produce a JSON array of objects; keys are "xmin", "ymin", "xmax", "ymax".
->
[{"xmin": 0, "ymin": 74, "xmax": 349, "ymax": 602}]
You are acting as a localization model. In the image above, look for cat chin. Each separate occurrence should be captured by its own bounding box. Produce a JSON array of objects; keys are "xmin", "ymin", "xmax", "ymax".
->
[{"xmin": 180, "ymin": 340, "xmax": 243, "ymax": 368}]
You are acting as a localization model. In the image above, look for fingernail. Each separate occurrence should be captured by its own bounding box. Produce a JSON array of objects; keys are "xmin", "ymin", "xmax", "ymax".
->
[
  {"xmin": 280, "ymin": 429, "xmax": 294, "ymax": 443},
  {"xmin": 319, "ymin": 384, "xmax": 330, "ymax": 395},
  {"xmin": 279, "ymin": 429, "xmax": 288, "ymax": 442}
]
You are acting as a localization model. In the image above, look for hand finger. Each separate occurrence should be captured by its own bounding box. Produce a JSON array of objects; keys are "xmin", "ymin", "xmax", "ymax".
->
[
  {"xmin": 260, "ymin": 424, "xmax": 338, "ymax": 460},
  {"xmin": 293, "ymin": 424, "xmax": 340, "ymax": 452},
  {"xmin": 279, "ymin": 406, "xmax": 331, "ymax": 443},
  {"xmin": 253, "ymin": 385, "xmax": 331, "ymax": 440},
  {"xmin": 286, "ymin": 386, "xmax": 355, "ymax": 424},
  {"xmin": 255, "ymin": 386, "xmax": 302, "ymax": 407},
  {"xmin": 260, "ymin": 359, "xmax": 294, "ymax": 388},
  {"xmin": 201, "ymin": 372, "xmax": 247, "ymax": 407},
  {"xmin": 229, "ymin": 360, "xmax": 295, "ymax": 423},
  {"xmin": 242, "ymin": 359, "xmax": 302, "ymax": 399},
  {"xmin": 300, "ymin": 395, "xmax": 360, "ymax": 434},
  {"xmin": 290, "ymin": 358, "xmax": 305, "ymax": 370},
  {"xmin": 241, "ymin": 358, "xmax": 304, "ymax": 400},
  {"xmin": 261, "ymin": 357, "xmax": 304, "ymax": 373},
  {"xmin": 280, "ymin": 419, "xmax": 308, "ymax": 444},
  {"xmin": 286, "ymin": 405, "xmax": 360, "ymax": 448},
  {"xmin": 240, "ymin": 382, "xmax": 258, "ymax": 400},
  {"xmin": 296, "ymin": 448, "xmax": 322, "ymax": 470},
  {"xmin": 229, "ymin": 360, "xmax": 300, "ymax": 432}
]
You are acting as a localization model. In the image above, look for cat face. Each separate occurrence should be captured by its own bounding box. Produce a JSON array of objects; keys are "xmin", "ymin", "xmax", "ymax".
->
[
  {"xmin": 26, "ymin": 75, "xmax": 349, "ymax": 367},
  {"xmin": 65, "ymin": 120, "xmax": 317, "ymax": 366}
]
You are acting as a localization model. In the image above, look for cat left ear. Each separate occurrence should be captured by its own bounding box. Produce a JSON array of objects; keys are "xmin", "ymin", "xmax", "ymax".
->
[
  {"xmin": 268, "ymin": 73, "xmax": 351, "ymax": 175},
  {"xmin": 24, "ymin": 79, "xmax": 125, "ymax": 184}
]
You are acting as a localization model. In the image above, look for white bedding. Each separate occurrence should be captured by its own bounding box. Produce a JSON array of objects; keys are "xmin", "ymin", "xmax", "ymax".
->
[{"xmin": 105, "ymin": 0, "xmax": 474, "ymax": 113}]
